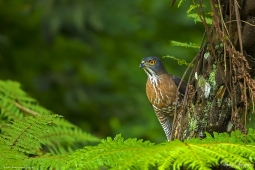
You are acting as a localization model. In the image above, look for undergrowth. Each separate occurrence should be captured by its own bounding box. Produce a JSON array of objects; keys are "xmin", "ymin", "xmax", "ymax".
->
[{"xmin": 0, "ymin": 80, "xmax": 255, "ymax": 170}]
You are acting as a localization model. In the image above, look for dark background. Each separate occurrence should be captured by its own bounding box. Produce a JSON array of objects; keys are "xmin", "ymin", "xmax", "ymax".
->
[{"xmin": 0, "ymin": 0, "xmax": 204, "ymax": 143}]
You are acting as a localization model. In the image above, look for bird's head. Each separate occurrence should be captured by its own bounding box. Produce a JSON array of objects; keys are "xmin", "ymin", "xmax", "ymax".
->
[{"xmin": 139, "ymin": 56, "xmax": 167, "ymax": 77}]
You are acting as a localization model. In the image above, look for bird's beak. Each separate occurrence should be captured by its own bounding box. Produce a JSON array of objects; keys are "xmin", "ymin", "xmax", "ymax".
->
[{"xmin": 139, "ymin": 61, "xmax": 146, "ymax": 68}]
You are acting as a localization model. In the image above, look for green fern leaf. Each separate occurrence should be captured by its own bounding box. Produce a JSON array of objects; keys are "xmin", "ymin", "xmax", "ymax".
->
[
  {"xmin": 42, "ymin": 118, "xmax": 100, "ymax": 154},
  {"xmin": 0, "ymin": 114, "xmax": 57, "ymax": 155},
  {"xmin": 0, "ymin": 80, "xmax": 100, "ymax": 154},
  {"xmin": 24, "ymin": 154, "xmax": 67, "ymax": 170},
  {"xmin": 164, "ymin": 55, "xmax": 193, "ymax": 67},
  {"xmin": 170, "ymin": 40, "xmax": 200, "ymax": 48},
  {"xmin": 63, "ymin": 131, "xmax": 255, "ymax": 170},
  {"xmin": 0, "ymin": 79, "xmax": 100, "ymax": 169},
  {"xmin": 187, "ymin": 13, "xmax": 212, "ymax": 25},
  {"xmin": 65, "ymin": 134, "xmax": 155, "ymax": 169}
]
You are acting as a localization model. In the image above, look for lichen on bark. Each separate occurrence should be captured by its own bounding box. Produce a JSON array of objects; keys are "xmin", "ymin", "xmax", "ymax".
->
[{"xmin": 172, "ymin": 0, "xmax": 255, "ymax": 141}]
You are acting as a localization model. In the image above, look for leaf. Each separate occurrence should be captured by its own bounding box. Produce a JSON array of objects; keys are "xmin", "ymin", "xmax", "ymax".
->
[
  {"xmin": 63, "ymin": 131, "xmax": 255, "ymax": 169},
  {"xmin": 170, "ymin": 41, "xmax": 200, "ymax": 48},
  {"xmin": 164, "ymin": 55, "xmax": 194, "ymax": 67},
  {"xmin": 187, "ymin": 13, "xmax": 212, "ymax": 25}
]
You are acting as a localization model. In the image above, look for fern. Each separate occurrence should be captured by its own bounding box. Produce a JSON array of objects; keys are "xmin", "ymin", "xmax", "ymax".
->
[
  {"xmin": 65, "ymin": 136, "xmax": 155, "ymax": 169},
  {"xmin": 1, "ymin": 81, "xmax": 255, "ymax": 169},
  {"xmin": 187, "ymin": 4, "xmax": 201, "ymax": 14},
  {"xmin": 61, "ymin": 131, "xmax": 255, "ymax": 170},
  {"xmin": 0, "ymin": 80, "xmax": 51, "ymax": 123},
  {"xmin": 176, "ymin": 0, "xmax": 184, "ymax": 8},
  {"xmin": 25, "ymin": 154, "xmax": 67, "ymax": 170},
  {"xmin": 42, "ymin": 118, "xmax": 99, "ymax": 154},
  {"xmin": 186, "ymin": 3, "xmax": 212, "ymax": 25},
  {"xmin": 170, "ymin": 40, "xmax": 200, "ymax": 48},
  {"xmin": 0, "ymin": 114, "xmax": 53, "ymax": 169},
  {"xmin": 187, "ymin": 13, "xmax": 212, "ymax": 25},
  {"xmin": 1, "ymin": 115, "xmax": 55, "ymax": 155},
  {"xmin": 164, "ymin": 55, "xmax": 193, "ymax": 67},
  {"xmin": 0, "ymin": 80, "xmax": 99, "ymax": 169}
]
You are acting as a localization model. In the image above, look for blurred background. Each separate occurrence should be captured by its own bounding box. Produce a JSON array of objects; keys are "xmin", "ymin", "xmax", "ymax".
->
[{"xmin": 0, "ymin": 0, "xmax": 204, "ymax": 143}]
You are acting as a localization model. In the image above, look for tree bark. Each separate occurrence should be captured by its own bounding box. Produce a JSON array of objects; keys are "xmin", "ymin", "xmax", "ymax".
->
[{"xmin": 172, "ymin": 0, "xmax": 255, "ymax": 140}]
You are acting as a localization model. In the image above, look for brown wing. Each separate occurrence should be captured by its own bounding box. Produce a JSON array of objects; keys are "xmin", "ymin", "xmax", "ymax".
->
[{"xmin": 170, "ymin": 75, "xmax": 187, "ymax": 95}]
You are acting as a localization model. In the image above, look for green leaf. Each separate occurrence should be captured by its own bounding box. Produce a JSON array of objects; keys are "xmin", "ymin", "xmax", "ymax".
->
[
  {"xmin": 170, "ymin": 40, "xmax": 200, "ymax": 48},
  {"xmin": 187, "ymin": 13, "xmax": 212, "ymax": 25},
  {"xmin": 62, "ymin": 131, "xmax": 255, "ymax": 169},
  {"xmin": 164, "ymin": 55, "xmax": 193, "ymax": 67}
]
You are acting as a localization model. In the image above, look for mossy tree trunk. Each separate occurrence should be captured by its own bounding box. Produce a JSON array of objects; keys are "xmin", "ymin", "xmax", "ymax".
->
[{"xmin": 172, "ymin": 0, "xmax": 255, "ymax": 140}]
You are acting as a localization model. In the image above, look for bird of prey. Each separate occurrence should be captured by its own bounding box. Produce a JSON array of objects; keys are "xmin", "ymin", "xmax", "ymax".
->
[{"xmin": 140, "ymin": 56, "xmax": 186, "ymax": 141}]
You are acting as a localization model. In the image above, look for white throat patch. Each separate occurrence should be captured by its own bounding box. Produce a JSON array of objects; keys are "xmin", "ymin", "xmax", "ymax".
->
[{"xmin": 148, "ymin": 74, "xmax": 159, "ymax": 86}]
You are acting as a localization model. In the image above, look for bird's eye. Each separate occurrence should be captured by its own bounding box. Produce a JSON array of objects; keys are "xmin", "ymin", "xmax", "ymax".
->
[{"xmin": 149, "ymin": 60, "xmax": 156, "ymax": 65}]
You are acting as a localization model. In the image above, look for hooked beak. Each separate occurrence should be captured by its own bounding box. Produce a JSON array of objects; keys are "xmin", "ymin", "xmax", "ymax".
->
[{"xmin": 139, "ymin": 61, "xmax": 146, "ymax": 68}]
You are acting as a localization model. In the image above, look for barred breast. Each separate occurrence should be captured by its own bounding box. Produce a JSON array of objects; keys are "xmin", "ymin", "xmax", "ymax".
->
[{"xmin": 146, "ymin": 73, "xmax": 184, "ymax": 141}]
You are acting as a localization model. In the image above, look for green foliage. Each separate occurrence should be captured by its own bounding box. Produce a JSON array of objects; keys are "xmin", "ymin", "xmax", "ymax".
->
[
  {"xmin": 61, "ymin": 131, "xmax": 255, "ymax": 170},
  {"xmin": 0, "ymin": 80, "xmax": 50, "ymax": 122},
  {"xmin": 0, "ymin": 80, "xmax": 99, "ymax": 169},
  {"xmin": 1, "ymin": 81, "xmax": 255, "ymax": 169},
  {"xmin": 187, "ymin": 13, "xmax": 212, "ymax": 25},
  {"xmin": 186, "ymin": 2, "xmax": 212, "ymax": 24},
  {"xmin": 164, "ymin": 55, "xmax": 194, "ymax": 67},
  {"xmin": 170, "ymin": 40, "xmax": 200, "ymax": 48},
  {"xmin": 0, "ymin": 0, "xmax": 202, "ymax": 143},
  {"xmin": 166, "ymin": 41, "xmax": 198, "ymax": 67},
  {"xmin": 176, "ymin": 0, "xmax": 184, "ymax": 8},
  {"xmin": 1, "ymin": 0, "xmax": 255, "ymax": 169}
]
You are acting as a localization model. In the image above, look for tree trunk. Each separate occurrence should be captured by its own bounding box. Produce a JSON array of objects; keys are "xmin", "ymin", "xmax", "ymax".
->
[{"xmin": 172, "ymin": 0, "xmax": 255, "ymax": 140}]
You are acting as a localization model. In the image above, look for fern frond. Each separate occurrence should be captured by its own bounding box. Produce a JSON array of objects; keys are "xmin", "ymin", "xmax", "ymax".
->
[
  {"xmin": 0, "ymin": 80, "xmax": 52, "ymax": 123},
  {"xmin": 65, "ymin": 134, "xmax": 155, "ymax": 169},
  {"xmin": 0, "ymin": 114, "xmax": 56, "ymax": 168},
  {"xmin": 164, "ymin": 55, "xmax": 193, "ymax": 67},
  {"xmin": 187, "ymin": 13, "xmax": 212, "ymax": 25},
  {"xmin": 0, "ymin": 144, "xmax": 27, "ymax": 169},
  {"xmin": 170, "ymin": 40, "xmax": 200, "ymax": 48},
  {"xmin": 0, "ymin": 80, "xmax": 32, "ymax": 101},
  {"xmin": 2, "ymin": 81, "xmax": 255, "ymax": 169},
  {"xmin": 0, "ymin": 80, "xmax": 100, "ymax": 168},
  {"xmin": 187, "ymin": 4, "xmax": 201, "ymax": 14},
  {"xmin": 0, "ymin": 114, "xmax": 57, "ymax": 155},
  {"xmin": 177, "ymin": 0, "xmax": 184, "ymax": 8},
  {"xmin": 0, "ymin": 113, "xmax": 99, "ymax": 169},
  {"xmin": 42, "ymin": 118, "xmax": 100, "ymax": 154},
  {"xmin": 0, "ymin": 80, "xmax": 100, "ymax": 154},
  {"xmin": 24, "ymin": 154, "xmax": 67, "ymax": 170},
  {"xmin": 63, "ymin": 131, "xmax": 255, "ymax": 170}
]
